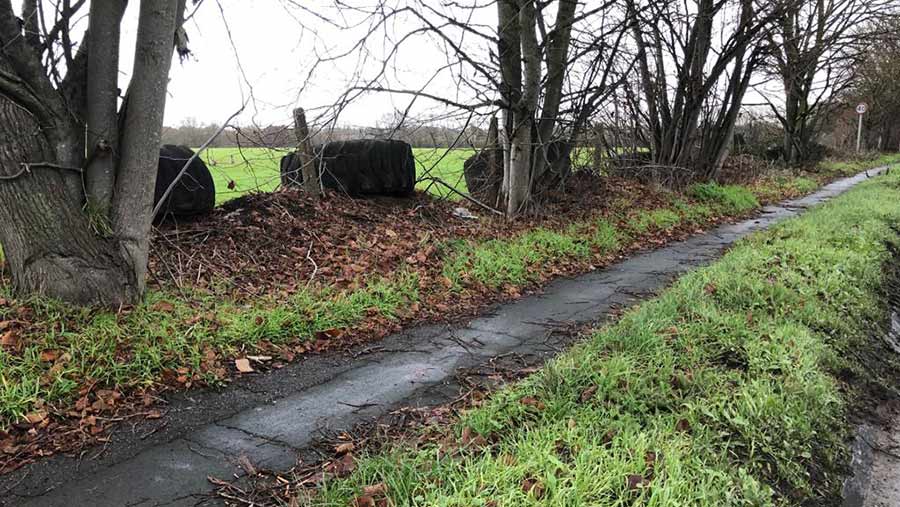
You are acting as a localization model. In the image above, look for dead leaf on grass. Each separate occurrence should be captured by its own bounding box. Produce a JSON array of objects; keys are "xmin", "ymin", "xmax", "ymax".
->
[
  {"xmin": 520, "ymin": 396, "xmax": 546, "ymax": 410},
  {"xmin": 351, "ymin": 496, "xmax": 375, "ymax": 507},
  {"xmin": 24, "ymin": 411, "xmax": 47, "ymax": 425},
  {"xmin": 325, "ymin": 452, "xmax": 356, "ymax": 477},
  {"xmin": 0, "ymin": 330, "xmax": 18, "ymax": 348},
  {"xmin": 675, "ymin": 418, "xmax": 692, "ymax": 433},
  {"xmin": 627, "ymin": 474, "xmax": 650, "ymax": 490},
  {"xmin": 362, "ymin": 483, "xmax": 387, "ymax": 496},
  {"xmin": 151, "ymin": 301, "xmax": 175, "ymax": 312},
  {"xmin": 460, "ymin": 426, "xmax": 488, "ymax": 448},
  {"xmin": 334, "ymin": 442, "xmax": 355, "ymax": 455},
  {"xmin": 521, "ymin": 477, "xmax": 545, "ymax": 498},
  {"xmin": 579, "ymin": 385, "xmax": 598, "ymax": 403},
  {"xmin": 39, "ymin": 349, "xmax": 60, "ymax": 362}
]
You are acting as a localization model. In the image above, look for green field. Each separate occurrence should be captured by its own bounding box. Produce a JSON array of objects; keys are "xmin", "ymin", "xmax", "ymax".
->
[
  {"xmin": 198, "ymin": 146, "xmax": 679, "ymax": 205},
  {"xmin": 200, "ymin": 147, "xmax": 475, "ymax": 204}
]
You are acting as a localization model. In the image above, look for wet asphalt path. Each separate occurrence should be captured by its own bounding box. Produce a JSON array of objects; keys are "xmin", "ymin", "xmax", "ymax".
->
[{"xmin": 1, "ymin": 168, "xmax": 885, "ymax": 507}]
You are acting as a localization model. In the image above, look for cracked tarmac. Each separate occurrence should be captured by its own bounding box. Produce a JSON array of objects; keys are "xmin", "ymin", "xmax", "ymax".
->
[{"xmin": 0, "ymin": 169, "xmax": 883, "ymax": 506}]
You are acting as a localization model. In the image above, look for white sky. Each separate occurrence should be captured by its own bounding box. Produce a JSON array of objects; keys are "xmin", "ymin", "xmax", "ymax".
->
[
  {"xmin": 16, "ymin": 1, "xmax": 802, "ymax": 130},
  {"xmin": 116, "ymin": 0, "xmax": 496, "ymax": 129}
]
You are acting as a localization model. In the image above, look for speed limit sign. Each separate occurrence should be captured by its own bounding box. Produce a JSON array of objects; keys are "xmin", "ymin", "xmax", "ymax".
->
[{"xmin": 856, "ymin": 103, "xmax": 868, "ymax": 153}]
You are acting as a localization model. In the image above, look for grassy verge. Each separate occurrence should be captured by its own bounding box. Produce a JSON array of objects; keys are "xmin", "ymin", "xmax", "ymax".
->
[
  {"xmin": 0, "ymin": 273, "xmax": 420, "ymax": 423},
  {"xmin": 0, "ymin": 157, "xmax": 894, "ymax": 454},
  {"xmin": 819, "ymin": 152, "xmax": 900, "ymax": 176},
  {"xmin": 305, "ymin": 174, "xmax": 900, "ymax": 505}
]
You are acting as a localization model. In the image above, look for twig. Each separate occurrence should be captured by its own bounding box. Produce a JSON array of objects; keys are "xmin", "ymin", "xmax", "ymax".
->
[
  {"xmin": 152, "ymin": 101, "xmax": 247, "ymax": 218},
  {"xmin": 0, "ymin": 162, "xmax": 83, "ymax": 180},
  {"xmin": 305, "ymin": 241, "xmax": 318, "ymax": 288},
  {"xmin": 860, "ymin": 432, "xmax": 900, "ymax": 461},
  {"xmin": 139, "ymin": 420, "xmax": 169, "ymax": 440}
]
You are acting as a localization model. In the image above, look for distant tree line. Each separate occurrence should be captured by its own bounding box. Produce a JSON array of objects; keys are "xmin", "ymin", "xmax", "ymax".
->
[{"xmin": 161, "ymin": 119, "xmax": 491, "ymax": 150}]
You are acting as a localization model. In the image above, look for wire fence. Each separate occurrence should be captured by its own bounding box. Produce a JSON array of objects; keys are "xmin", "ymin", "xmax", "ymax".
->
[{"xmin": 195, "ymin": 143, "xmax": 477, "ymax": 205}]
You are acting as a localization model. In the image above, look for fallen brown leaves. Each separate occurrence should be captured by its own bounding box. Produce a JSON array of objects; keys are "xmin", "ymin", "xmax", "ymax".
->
[
  {"xmin": 521, "ymin": 476, "xmax": 546, "ymax": 499},
  {"xmin": 0, "ymin": 384, "xmax": 166, "ymax": 474}
]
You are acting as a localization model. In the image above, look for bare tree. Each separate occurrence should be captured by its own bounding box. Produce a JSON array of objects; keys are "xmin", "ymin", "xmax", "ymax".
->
[
  {"xmin": 764, "ymin": 0, "xmax": 892, "ymax": 163},
  {"xmin": 627, "ymin": 0, "xmax": 778, "ymax": 180},
  {"xmin": 851, "ymin": 17, "xmax": 900, "ymax": 151},
  {"xmin": 288, "ymin": 0, "xmax": 629, "ymax": 217},
  {"xmin": 0, "ymin": 0, "xmax": 193, "ymax": 305}
]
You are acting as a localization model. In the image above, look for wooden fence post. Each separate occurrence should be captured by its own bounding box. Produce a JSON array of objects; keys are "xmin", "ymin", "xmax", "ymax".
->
[{"xmin": 293, "ymin": 107, "xmax": 320, "ymax": 196}]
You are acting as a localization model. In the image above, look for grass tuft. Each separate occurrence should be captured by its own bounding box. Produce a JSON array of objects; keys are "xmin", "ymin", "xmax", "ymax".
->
[{"xmin": 689, "ymin": 182, "xmax": 760, "ymax": 214}]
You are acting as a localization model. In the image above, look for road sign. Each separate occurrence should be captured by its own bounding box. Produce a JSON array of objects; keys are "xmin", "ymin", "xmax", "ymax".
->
[{"xmin": 856, "ymin": 103, "xmax": 867, "ymax": 153}]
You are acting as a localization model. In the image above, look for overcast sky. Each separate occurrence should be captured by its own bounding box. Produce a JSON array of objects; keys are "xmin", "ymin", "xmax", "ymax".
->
[
  {"xmin": 113, "ymin": 0, "xmax": 497, "ymax": 129},
  {"xmin": 16, "ymin": 1, "xmax": 793, "ymax": 130},
  {"xmin": 140, "ymin": 1, "xmax": 786, "ymax": 129}
]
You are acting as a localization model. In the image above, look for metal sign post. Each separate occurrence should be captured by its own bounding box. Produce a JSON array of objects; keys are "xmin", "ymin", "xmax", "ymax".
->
[{"xmin": 856, "ymin": 103, "xmax": 867, "ymax": 154}]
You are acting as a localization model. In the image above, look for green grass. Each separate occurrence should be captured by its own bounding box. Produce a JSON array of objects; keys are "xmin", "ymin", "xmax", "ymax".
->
[
  {"xmin": 441, "ymin": 222, "xmax": 619, "ymax": 290},
  {"xmin": 626, "ymin": 208, "xmax": 683, "ymax": 234},
  {"xmin": 413, "ymin": 148, "xmax": 476, "ymax": 198},
  {"xmin": 689, "ymin": 182, "xmax": 760, "ymax": 214},
  {"xmin": 819, "ymin": 152, "xmax": 900, "ymax": 176},
  {"xmin": 202, "ymin": 147, "xmax": 285, "ymax": 204},
  {"xmin": 307, "ymin": 174, "xmax": 900, "ymax": 506},
  {"xmin": 0, "ymin": 272, "xmax": 420, "ymax": 424}
]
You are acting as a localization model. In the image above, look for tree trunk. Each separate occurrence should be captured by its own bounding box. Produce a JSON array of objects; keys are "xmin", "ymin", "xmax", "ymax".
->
[
  {"xmin": 84, "ymin": 0, "xmax": 127, "ymax": 213},
  {"xmin": 507, "ymin": 120, "xmax": 532, "ymax": 215},
  {"xmin": 110, "ymin": 0, "xmax": 180, "ymax": 298},
  {"xmin": 508, "ymin": 0, "xmax": 539, "ymax": 214},
  {"xmin": 0, "ymin": 0, "xmax": 185, "ymax": 306},
  {"xmin": 497, "ymin": 0, "xmax": 527, "ymax": 215},
  {"xmin": 0, "ymin": 100, "xmax": 138, "ymax": 305},
  {"xmin": 533, "ymin": 0, "xmax": 577, "ymax": 182}
]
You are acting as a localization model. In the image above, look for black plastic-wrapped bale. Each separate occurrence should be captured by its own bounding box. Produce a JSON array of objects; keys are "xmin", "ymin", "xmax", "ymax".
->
[
  {"xmin": 463, "ymin": 148, "xmax": 502, "ymax": 205},
  {"xmin": 155, "ymin": 145, "xmax": 216, "ymax": 219},
  {"xmin": 280, "ymin": 151, "xmax": 302, "ymax": 188},
  {"xmin": 280, "ymin": 139, "xmax": 416, "ymax": 197}
]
